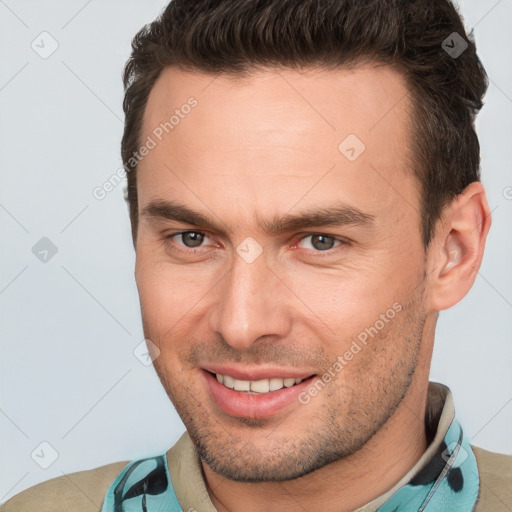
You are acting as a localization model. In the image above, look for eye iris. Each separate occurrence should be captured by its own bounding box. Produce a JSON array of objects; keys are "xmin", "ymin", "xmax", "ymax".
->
[
  {"xmin": 311, "ymin": 234, "xmax": 335, "ymax": 251},
  {"xmin": 182, "ymin": 232, "xmax": 204, "ymax": 248}
]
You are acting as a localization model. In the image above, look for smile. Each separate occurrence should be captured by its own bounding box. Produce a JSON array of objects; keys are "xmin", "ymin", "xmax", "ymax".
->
[{"xmin": 202, "ymin": 369, "xmax": 317, "ymax": 419}]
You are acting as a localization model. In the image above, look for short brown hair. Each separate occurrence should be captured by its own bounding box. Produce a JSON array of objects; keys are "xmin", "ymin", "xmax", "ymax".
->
[{"xmin": 121, "ymin": 0, "xmax": 488, "ymax": 247}]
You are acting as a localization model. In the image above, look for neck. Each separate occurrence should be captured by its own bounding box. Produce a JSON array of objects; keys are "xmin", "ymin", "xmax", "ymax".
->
[{"xmin": 202, "ymin": 377, "xmax": 429, "ymax": 512}]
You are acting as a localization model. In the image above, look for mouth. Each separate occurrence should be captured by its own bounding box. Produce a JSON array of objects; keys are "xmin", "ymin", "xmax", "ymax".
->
[{"xmin": 201, "ymin": 369, "xmax": 317, "ymax": 419}]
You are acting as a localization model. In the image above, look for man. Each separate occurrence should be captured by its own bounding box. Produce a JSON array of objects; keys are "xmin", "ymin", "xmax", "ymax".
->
[{"xmin": 3, "ymin": 0, "xmax": 511, "ymax": 510}]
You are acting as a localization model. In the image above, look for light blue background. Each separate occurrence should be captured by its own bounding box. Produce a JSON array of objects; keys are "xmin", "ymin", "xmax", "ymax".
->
[{"xmin": 1, "ymin": 0, "xmax": 511, "ymax": 503}]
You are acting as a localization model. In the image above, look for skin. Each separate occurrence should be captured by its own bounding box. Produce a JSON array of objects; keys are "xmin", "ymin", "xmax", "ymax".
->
[{"xmin": 134, "ymin": 64, "xmax": 491, "ymax": 512}]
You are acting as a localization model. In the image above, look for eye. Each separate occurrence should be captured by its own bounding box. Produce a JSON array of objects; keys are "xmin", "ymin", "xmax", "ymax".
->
[
  {"xmin": 166, "ymin": 231, "xmax": 212, "ymax": 251},
  {"xmin": 296, "ymin": 234, "xmax": 347, "ymax": 252}
]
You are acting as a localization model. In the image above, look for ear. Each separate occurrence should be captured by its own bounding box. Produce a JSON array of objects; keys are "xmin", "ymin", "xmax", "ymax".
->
[{"xmin": 428, "ymin": 181, "xmax": 491, "ymax": 311}]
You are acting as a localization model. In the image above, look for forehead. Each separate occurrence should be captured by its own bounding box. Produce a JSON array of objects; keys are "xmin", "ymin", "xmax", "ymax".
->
[
  {"xmin": 137, "ymin": 64, "xmax": 419, "ymax": 233},
  {"xmin": 143, "ymin": 64, "xmax": 412, "ymax": 147}
]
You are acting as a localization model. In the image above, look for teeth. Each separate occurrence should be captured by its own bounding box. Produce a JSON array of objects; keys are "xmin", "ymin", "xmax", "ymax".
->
[
  {"xmin": 250, "ymin": 379, "xmax": 269, "ymax": 393},
  {"xmin": 234, "ymin": 379, "xmax": 251, "ymax": 392},
  {"xmin": 214, "ymin": 373, "xmax": 304, "ymax": 393},
  {"xmin": 223, "ymin": 375, "xmax": 235, "ymax": 389},
  {"xmin": 269, "ymin": 378, "xmax": 284, "ymax": 391}
]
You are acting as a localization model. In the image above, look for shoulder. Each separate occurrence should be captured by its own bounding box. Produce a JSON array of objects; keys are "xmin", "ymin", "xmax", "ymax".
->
[
  {"xmin": 472, "ymin": 445, "xmax": 512, "ymax": 511},
  {"xmin": 0, "ymin": 459, "xmax": 129, "ymax": 512}
]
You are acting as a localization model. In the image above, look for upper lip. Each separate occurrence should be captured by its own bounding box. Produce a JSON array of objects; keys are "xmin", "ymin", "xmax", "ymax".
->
[{"xmin": 202, "ymin": 365, "xmax": 316, "ymax": 381}]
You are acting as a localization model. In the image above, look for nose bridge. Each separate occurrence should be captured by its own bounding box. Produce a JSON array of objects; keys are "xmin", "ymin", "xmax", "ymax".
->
[{"xmin": 209, "ymin": 247, "xmax": 291, "ymax": 350}]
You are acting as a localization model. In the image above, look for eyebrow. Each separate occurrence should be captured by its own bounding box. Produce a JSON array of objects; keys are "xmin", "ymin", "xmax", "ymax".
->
[{"xmin": 139, "ymin": 199, "xmax": 376, "ymax": 234}]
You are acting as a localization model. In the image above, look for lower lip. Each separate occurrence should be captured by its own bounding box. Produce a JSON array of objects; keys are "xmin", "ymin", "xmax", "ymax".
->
[{"xmin": 202, "ymin": 370, "xmax": 315, "ymax": 419}]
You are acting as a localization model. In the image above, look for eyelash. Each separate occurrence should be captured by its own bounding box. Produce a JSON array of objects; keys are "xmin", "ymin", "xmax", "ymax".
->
[{"xmin": 165, "ymin": 230, "xmax": 350, "ymax": 256}]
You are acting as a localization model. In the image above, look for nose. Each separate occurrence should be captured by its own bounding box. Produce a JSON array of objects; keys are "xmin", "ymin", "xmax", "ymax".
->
[{"xmin": 207, "ymin": 247, "xmax": 292, "ymax": 351}]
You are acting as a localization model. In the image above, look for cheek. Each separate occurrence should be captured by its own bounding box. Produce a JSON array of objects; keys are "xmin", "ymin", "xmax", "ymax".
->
[
  {"xmin": 136, "ymin": 252, "xmax": 221, "ymax": 346},
  {"xmin": 136, "ymin": 258, "xmax": 190, "ymax": 334},
  {"xmin": 276, "ymin": 254, "xmax": 406, "ymax": 331}
]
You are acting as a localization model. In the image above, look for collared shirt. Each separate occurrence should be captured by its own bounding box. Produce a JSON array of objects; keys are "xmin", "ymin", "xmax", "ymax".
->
[{"xmin": 101, "ymin": 382, "xmax": 479, "ymax": 511}]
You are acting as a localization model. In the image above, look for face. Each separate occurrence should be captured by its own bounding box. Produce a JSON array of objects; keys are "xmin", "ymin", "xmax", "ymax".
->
[{"xmin": 134, "ymin": 64, "xmax": 430, "ymax": 482}]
